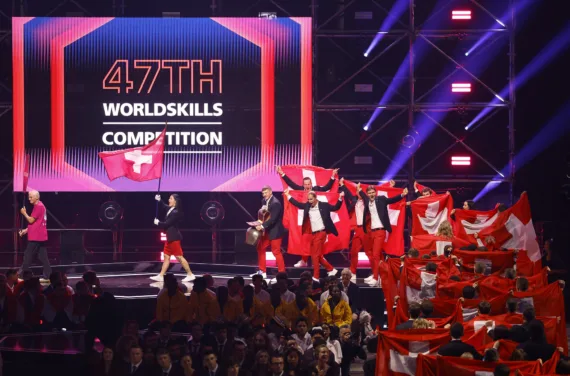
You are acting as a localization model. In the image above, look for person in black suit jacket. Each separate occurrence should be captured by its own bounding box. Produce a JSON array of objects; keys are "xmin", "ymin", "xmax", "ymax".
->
[
  {"xmin": 339, "ymin": 269, "xmax": 360, "ymax": 313},
  {"xmin": 156, "ymin": 348, "xmax": 185, "ymax": 376},
  {"xmin": 395, "ymin": 302, "xmax": 421, "ymax": 330},
  {"xmin": 152, "ymin": 194, "xmax": 195, "ymax": 282},
  {"xmin": 251, "ymin": 186, "xmax": 286, "ymax": 277},
  {"xmin": 277, "ymin": 165, "xmax": 339, "ymax": 268},
  {"xmin": 357, "ymin": 183, "xmax": 407, "ymax": 287},
  {"xmin": 201, "ymin": 351, "xmax": 225, "ymax": 376},
  {"xmin": 125, "ymin": 345, "xmax": 151, "ymax": 376},
  {"xmin": 285, "ymin": 189, "xmax": 344, "ymax": 281},
  {"xmin": 437, "ymin": 323, "xmax": 482, "ymax": 359}
]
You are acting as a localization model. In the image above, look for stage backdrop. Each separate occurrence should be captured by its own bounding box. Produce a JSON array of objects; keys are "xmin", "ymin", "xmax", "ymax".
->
[{"xmin": 13, "ymin": 17, "xmax": 312, "ymax": 192}]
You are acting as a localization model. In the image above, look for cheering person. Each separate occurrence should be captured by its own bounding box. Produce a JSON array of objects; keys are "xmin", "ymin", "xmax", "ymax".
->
[{"xmin": 151, "ymin": 194, "xmax": 196, "ymax": 282}]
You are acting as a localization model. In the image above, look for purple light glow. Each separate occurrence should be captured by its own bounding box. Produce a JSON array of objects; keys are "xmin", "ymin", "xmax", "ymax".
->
[{"xmin": 363, "ymin": 0, "xmax": 409, "ymax": 57}]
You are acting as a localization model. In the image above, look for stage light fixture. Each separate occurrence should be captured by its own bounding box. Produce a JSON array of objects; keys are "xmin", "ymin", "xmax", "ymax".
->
[
  {"xmin": 200, "ymin": 201, "xmax": 225, "ymax": 226},
  {"xmin": 451, "ymin": 156, "xmax": 471, "ymax": 166},
  {"xmin": 452, "ymin": 83, "xmax": 472, "ymax": 93},
  {"xmin": 452, "ymin": 10, "xmax": 472, "ymax": 20},
  {"xmin": 98, "ymin": 201, "xmax": 123, "ymax": 227}
]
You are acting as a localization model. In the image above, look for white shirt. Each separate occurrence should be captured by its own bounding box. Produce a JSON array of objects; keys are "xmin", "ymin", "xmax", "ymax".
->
[
  {"xmin": 308, "ymin": 203, "xmax": 325, "ymax": 232},
  {"xmin": 292, "ymin": 332, "xmax": 312, "ymax": 353},
  {"xmin": 327, "ymin": 338, "xmax": 343, "ymax": 364},
  {"xmin": 161, "ymin": 364, "xmax": 172, "ymax": 375},
  {"xmin": 281, "ymin": 290, "xmax": 295, "ymax": 304},
  {"xmin": 167, "ymin": 207, "xmax": 174, "ymax": 217},
  {"xmin": 255, "ymin": 289, "xmax": 270, "ymax": 303},
  {"xmin": 368, "ymin": 200, "xmax": 383, "ymax": 230},
  {"xmin": 355, "ymin": 200, "xmax": 364, "ymax": 226}
]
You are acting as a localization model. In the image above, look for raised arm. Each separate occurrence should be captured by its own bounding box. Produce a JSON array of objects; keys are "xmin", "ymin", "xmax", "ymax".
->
[
  {"xmin": 284, "ymin": 190, "xmax": 305, "ymax": 209},
  {"xmin": 330, "ymin": 192, "xmax": 345, "ymax": 211},
  {"xmin": 281, "ymin": 174, "xmax": 304, "ymax": 190},
  {"xmin": 386, "ymin": 188, "xmax": 408, "ymax": 204}
]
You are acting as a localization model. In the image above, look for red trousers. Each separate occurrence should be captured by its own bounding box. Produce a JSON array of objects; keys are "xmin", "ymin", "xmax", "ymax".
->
[
  {"xmin": 310, "ymin": 231, "xmax": 334, "ymax": 278},
  {"xmin": 366, "ymin": 229, "xmax": 387, "ymax": 280},
  {"xmin": 350, "ymin": 226, "xmax": 371, "ymax": 274},
  {"xmin": 257, "ymin": 235, "xmax": 285, "ymax": 273}
]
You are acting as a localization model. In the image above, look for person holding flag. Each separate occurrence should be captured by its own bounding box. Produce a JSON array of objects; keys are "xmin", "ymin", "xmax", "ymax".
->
[{"xmin": 151, "ymin": 193, "xmax": 196, "ymax": 282}]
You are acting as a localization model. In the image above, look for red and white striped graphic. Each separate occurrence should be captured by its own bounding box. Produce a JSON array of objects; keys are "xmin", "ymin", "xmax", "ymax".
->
[
  {"xmin": 451, "ymin": 156, "xmax": 471, "ymax": 166},
  {"xmin": 452, "ymin": 10, "xmax": 472, "ymax": 20},
  {"xmin": 451, "ymin": 83, "xmax": 472, "ymax": 92}
]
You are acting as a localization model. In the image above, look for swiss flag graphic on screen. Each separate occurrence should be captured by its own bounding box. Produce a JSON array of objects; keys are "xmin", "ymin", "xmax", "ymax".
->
[
  {"xmin": 98, "ymin": 128, "xmax": 166, "ymax": 182},
  {"xmin": 284, "ymin": 191, "xmax": 350, "ymax": 256},
  {"xmin": 478, "ymin": 192, "xmax": 541, "ymax": 261},
  {"xmin": 343, "ymin": 179, "xmax": 406, "ymax": 256},
  {"xmin": 410, "ymin": 193, "xmax": 453, "ymax": 236}
]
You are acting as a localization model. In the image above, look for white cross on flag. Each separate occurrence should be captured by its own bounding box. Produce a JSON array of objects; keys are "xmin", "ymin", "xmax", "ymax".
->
[
  {"xmin": 410, "ymin": 193, "xmax": 453, "ymax": 236},
  {"xmin": 99, "ymin": 128, "xmax": 166, "ymax": 182}
]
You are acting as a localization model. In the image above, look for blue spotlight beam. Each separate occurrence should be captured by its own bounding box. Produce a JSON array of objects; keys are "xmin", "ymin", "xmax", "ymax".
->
[
  {"xmin": 466, "ymin": 22, "xmax": 570, "ymax": 130},
  {"xmin": 365, "ymin": 0, "xmax": 409, "ymax": 56},
  {"xmin": 474, "ymin": 100, "xmax": 570, "ymax": 201}
]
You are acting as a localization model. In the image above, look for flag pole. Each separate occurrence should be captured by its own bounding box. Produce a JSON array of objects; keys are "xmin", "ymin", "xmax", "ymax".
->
[{"xmin": 155, "ymin": 122, "xmax": 167, "ymax": 218}]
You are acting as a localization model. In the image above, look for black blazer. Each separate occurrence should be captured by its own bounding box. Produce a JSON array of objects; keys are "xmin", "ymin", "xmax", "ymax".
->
[
  {"xmin": 338, "ymin": 282, "xmax": 360, "ymax": 311},
  {"xmin": 157, "ymin": 202, "xmax": 183, "ymax": 242},
  {"xmin": 288, "ymin": 196, "xmax": 343, "ymax": 236},
  {"xmin": 395, "ymin": 319, "xmax": 414, "ymax": 330},
  {"xmin": 358, "ymin": 190, "xmax": 404, "ymax": 233},
  {"xmin": 124, "ymin": 363, "xmax": 151, "ymax": 376},
  {"xmin": 260, "ymin": 196, "xmax": 285, "ymax": 240},
  {"xmin": 437, "ymin": 340, "xmax": 482, "ymax": 359},
  {"xmin": 339, "ymin": 185, "xmax": 357, "ymax": 212},
  {"xmin": 282, "ymin": 174, "xmax": 335, "ymax": 192}
]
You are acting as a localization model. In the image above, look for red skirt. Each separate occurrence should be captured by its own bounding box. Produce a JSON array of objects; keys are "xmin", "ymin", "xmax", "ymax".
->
[{"xmin": 163, "ymin": 240, "xmax": 183, "ymax": 257}]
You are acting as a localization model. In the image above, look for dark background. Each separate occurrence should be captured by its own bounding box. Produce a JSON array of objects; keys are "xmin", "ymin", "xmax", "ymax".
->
[{"xmin": 0, "ymin": 0, "xmax": 568, "ymax": 266}]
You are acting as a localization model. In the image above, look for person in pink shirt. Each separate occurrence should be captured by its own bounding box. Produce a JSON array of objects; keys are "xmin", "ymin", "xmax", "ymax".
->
[{"xmin": 18, "ymin": 190, "xmax": 51, "ymax": 281}]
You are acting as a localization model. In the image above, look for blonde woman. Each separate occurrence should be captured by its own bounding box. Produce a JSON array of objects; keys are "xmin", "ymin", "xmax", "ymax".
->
[{"xmin": 436, "ymin": 220, "xmax": 454, "ymax": 239}]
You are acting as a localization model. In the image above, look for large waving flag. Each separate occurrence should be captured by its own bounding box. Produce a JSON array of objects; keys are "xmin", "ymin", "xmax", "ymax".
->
[
  {"xmin": 343, "ymin": 180, "xmax": 406, "ymax": 256},
  {"xmin": 284, "ymin": 191, "xmax": 350, "ymax": 256},
  {"xmin": 410, "ymin": 193, "xmax": 453, "ymax": 236},
  {"xmin": 99, "ymin": 128, "xmax": 166, "ymax": 182},
  {"xmin": 478, "ymin": 192, "xmax": 541, "ymax": 261},
  {"xmin": 452, "ymin": 206, "xmax": 500, "ymax": 244},
  {"xmin": 411, "ymin": 234, "xmax": 471, "ymax": 256}
]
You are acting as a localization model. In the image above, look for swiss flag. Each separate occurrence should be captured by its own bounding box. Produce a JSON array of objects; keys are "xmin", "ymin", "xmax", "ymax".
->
[
  {"xmin": 280, "ymin": 165, "xmax": 338, "ymax": 229},
  {"xmin": 343, "ymin": 179, "xmax": 406, "ymax": 256},
  {"xmin": 452, "ymin": 207, "xmax": 500, "ymax": 245},
  {"xmin": 99, "ymin": 128, "xmax": 165, "ymax": 182},
  {"xmin": 410, "ymin": 193, "xmax": 453, "ymax": 236},
  {"xmin": 411, "ymin": 234, "xmax": 471, "ymax": 256},
  {"xmin": 284, "ymin": 191, "xmax": 350, "ymax": 256},
  {"xmin": 432, "ymin": 356, "xmax": 542, "ymax": 376},
  {"xmin": 478, "ymin": 192, "xmax": 541, "ymax": 262}
]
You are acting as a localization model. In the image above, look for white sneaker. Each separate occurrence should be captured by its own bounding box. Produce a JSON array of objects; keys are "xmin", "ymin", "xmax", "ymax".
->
[
  {"xmin": 364, "ymin": 275, "xmax": 374, "ymax": 282},
  {"xmin": 150, "ymin": 274, "xmax": 164, "ymax": 282},
  {"xmin": 327, "ymin": 269, "xmax": 338, "ymax": 277},
  {"xmin": 182, "ymin": 274, "xmax": 196, "ymax": 282},
  {"xmin": 312, "ymin": 277, "xmax": 320, "ymax": 283},
  {"xmin": 350, "ymin": 275, "xmax": 357, "ymax": 283},
  {"xmin": 366, "ymin": 278, "xmax": 378, "ymax": 286},
  {"xmin": 294, "ymin": 260, "xmax": 308, "ymax": 268},
  {"xmin": 250, "ymin": 271, "xmax": 267, "ymax": 279},
  {"xmin": 269, "ymin": 278, "xmax": 277, "ymax": 284}
]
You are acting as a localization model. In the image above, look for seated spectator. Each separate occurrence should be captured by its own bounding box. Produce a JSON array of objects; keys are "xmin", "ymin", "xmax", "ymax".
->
[
  {"xmin": 224, "ymin": 278, "xmax": 244, "ymax": 323},
  {"xmin": 516, "ymin": 319, "xmax": 556, "ymax": 361},
  {"xmin": 42, "ymin": 271, "xmax": 62, "ymax": 296},
  {"xmin": 266, "ymin": 317, "xmax": 287, "ymax": 352},
  {"xmin": 157, "ymin": 347, "xmax": 184, "ymax": 376},
  {"xmin": 339, "ymin": 269, "xmax": 359, "ymax": 312},
  {"xmin": 494, "ymin": 364, "xmax": 510, "ymax": 376},
  {"xmin": 462, "ymin": 285, "xmax": 476, "ymax": 299},
  {"xmin": 420, "ymin": 300, "xmax": 434, "ymax": 318},
  {"xmin": 339, "ymin": 325, "xmax": 366, "ymax": 376},
  {"xmin": 0, "ymin": 274, "xmax": 17, "ymax": 329},
  {"xmin": 476, "ymin": 300, "xmax": 492, "ymax": 319},
  {"xmin": 483, "ymin": 348, "xmax": 499, "ymax": 362},
  {"xmin": 187, "ymin": 322, "xmax": 204, "ymax": 366},
  {"xmin": 276, "ymin": 289, "xmax": 318, "ymax": 327},
  {"xmin": 232, "ymin": 339, "xmax": 253, "ymax": 370},
  {"xmin": 270, "ymin": 354, "xmax": 285, "ymax": 376},
  {"xmin": 83, "ymin": 271, "xmax": 102, "ymax": 295},
  {"xmin": 44, "ymin": 281, "xmax": 73, "ymax": 328},
  {"xmin": 168, "ymin": 337, "xmax": 187, "ymax": 364},
  {"xmin": 303, "ymin": 337, "xmax": 335, "ymax": 366},
  {"xmin": 202, "ymin": 350, "xmax": 224, "ymax": 376},
  {"xmin": 180, "ymin": 353, "xmax": 195, "ymax": 376},
  {"xmin": 292, "ymin": 317, "xmax": 312, "ymax": 353},
  {"xmin": 156, "ymin": 273, "xmax": 189, "ymax": 331},
  {"xmin": 407, "ymin": 248, "xmax": 420, "ymax": 258},
  {"xmin": 319, "ymin": 277, "xmax": 348, "ymax": 308},
  {"xmin": 396, "ymin": 302, "xmax": 420, "ymax": 330},
  {"xmin": 142, "ymin": 330, "xmax": 159, "ymax": 350},
  {"xmin": 72, "ymin": 280, "xmax": 94, "ymax": 327},
  {"xmin": 209, "ymin": 321, "xmax": 233, "ymax": 359},
  {"xmin": 320, "ymin": 285, "xmax": 352, "ymax": 328},
  {"xmin": 157, "ymin": 321, "xmax": 173, "ymax": 348},
  {"xmin": 91, "ymin": 346, "xmax": 117, "ymax": 376},
  {"xmin": 412, "ymin": 318, "xmax": 434, "ymax": 329},
  {"xmin": 504, "ymin": 268, "xmax": 516, "ymax": 280},
  {"xmin": 362, "ymin": 336, "xmax": 377, "ymax": 376},
  {"xmin": 252, "ymin": 330, "xmax": 272, "ymax": 355},
  {"xmin": 474, "ymin": 262, "xmax": 486, "ymax": 276},
  {"xmin": 5, "ymin": 269, "xmax": 21, "ymax": 298},
  {"xmin": 310, "ymin": 345, "xmax": 340, "ymax": 376},
  {"xmin": 16, "ymin": 277, "xmax": 45, "ymax": 329},
  {"xmin": 437, "ymin": 323, "xmax": 482, "ymax": 359},
  {"xmin": 188, "ymin": 277, "xmax": 221, "ymax": 325},
  {"xmin": 321, "ymin": 323, "xmax": 342, "ymax": 365},
  {"xmin": 275, "ymin": 274, "xmax": 295, "ymax": 304},
  {"xmin": 516, "ymin": 277, "xmax": 529, "ymax": 292},
  {"xmin": 126, "ymin": 344, "xmax": 149, "ymax": 376},
  {"xmin": 61, "ymin": 272, "xmax": 74, "ymax": 295},
  {"xmin": 284, "ymin": 347, "xmax": 304, "ymax": 375}
]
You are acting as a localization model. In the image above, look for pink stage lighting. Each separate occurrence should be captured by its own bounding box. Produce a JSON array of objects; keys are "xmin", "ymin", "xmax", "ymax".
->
[
  {"xmin": 452, "ymin": 10, "xmax": 472, "ymax": 20},
  {"xmin": 452, "ymin": 83, "xmax": 472, "ymax": 93},
  {"xmin": 451, "ymin": 156, "xmax": 471, "ymax": 166}
]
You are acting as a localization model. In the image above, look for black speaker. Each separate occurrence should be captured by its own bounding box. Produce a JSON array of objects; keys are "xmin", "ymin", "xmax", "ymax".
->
[{"xmin": 60, "ymin": 231, "xmax": 86, "ymax": 264}]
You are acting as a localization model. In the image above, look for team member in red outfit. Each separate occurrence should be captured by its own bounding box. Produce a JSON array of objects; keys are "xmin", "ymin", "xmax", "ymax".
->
[
  {"xmin": 251, "ymin": 186, "xmax": 286, "ymax": 279},
  {"xmin": 357, "ymin": 183, "xmax": 408, "ymax": 287},
  {"xmin": 151, "ymin": 194, "xmax": 196, "ymax": 282},
  {"xmin": 284, "ymin": 189, "xmax": 344, "ymax": 282},
  {"xmin": 277, "ymin": 165, "xmax": 338, "ymax": 268},
  {"xmin": 18, "ymin": 190, "xmax": 51, "ymax": 281}
]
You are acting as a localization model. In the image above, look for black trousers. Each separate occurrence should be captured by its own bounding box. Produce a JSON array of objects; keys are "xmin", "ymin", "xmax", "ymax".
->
[{"xmin": 19, "ymin": 241, "xmax": 52, "ymax": 278}]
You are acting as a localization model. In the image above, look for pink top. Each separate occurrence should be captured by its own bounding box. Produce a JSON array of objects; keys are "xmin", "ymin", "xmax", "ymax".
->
[{"xmin": 28, "ymin": 201, "xmax": 48, "ymax": 241}]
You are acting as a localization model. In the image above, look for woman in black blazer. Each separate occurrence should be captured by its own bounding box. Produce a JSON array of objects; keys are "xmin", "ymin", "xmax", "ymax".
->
[{"xmin": 151, "ymin": 193, "xmax": 196, "ymax": 282}]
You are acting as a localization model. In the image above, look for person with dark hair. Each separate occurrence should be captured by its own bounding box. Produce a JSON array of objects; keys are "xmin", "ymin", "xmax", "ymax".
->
[
  {"xmin": 224, "ymin": 279, "xmax": 244, "ymax": 323},
  {"xmin": 188, "ymin": 277, "xmax": 221, "ymax": 325},
  {"xmin": 284, "ymin": 188, "xmax": 344, "ymax": 281},
  {"xmin": 277, "ymin": 289, "xmax": 318, "ymax": 328},
  {"xmin": 310, "ymin": 345, "xmax": 340, "ymax": 376},
  {"xmin": 516, "ymin": 277, "xmax": 529, "ymax": 292},
  {"xmin": 443, "ymin": 245, "xmax": 453, "ymax": 258},
  {"xmin": 407, "ymin": 248, "xmax": 420, "ymax": 259},
  {"xmin": 425, "ymin": 262, "xmax": 437, "ymax": 273},
  {"xmin": 277, "ymin": 165, "xmax": 338, "ymax": 269},
  {"xmin": 462, "ymin": 285, "xmax": 476, "ymax": 299},
  {"xmin": 339, "ymin": 325, "xmax": 366, "ymax": 376},
  {"xmin": 357, "ymin": 183, "xmax": 408, "ymax": 287},
  {"xmin": 396, "ymin": 302, "xmax": 421, "ymax": 330},
  {"xmin": 474, "ymin": 262, "xmax": 486, "ymax": 275},
  {"xmin": 126, "ymin": 344, "xmax": 149, "ymax": 376},
  {"xmin": 483, "ymin": 348, "xmax": 499, "ymax": 362},
  {"xmin": 156, "ymin": 273, "xmax": 189, "ymax": 331},
  {"xmin": 493, "ymin": 364, "xmax": 510, "ymax": 376},
  {"xmin": 478, "ymin": 301, "xmax": 492, "ymax": 316},
  {"xmin": 421, "ymin": 254, "xmax": 431, "ymax": 260},
  {"xmin": 284, "ymin": 347, "xmax": 304, "ymax": 375},
  {"xmin": 362, "ymin": 336, "xmax": 377, "ymax": 376},
  {"xmin": 291, "ymin": 317, "xmax": 312, "ymax": 353},
  {"xmin": 438, "ymin": 323, "xmax": 482, "ymax": 359},
  {"xmin": 157, "ymin": 347, "xmax": 184, "ymax": 376},
  {"xmin": 152, "ymin": 193, "xmax": 195, "ymax": 282},
  {"xmin": 504, "ymin": 268, "xmax": 516, "ymax": 280},
  {"xmin": 269, "ymin": 353, "xmax": 286, "ymax": 376},
  {"xmin": 420, "ymin": 300, "xmax": 434, "ymax": 318},
  {"xmin": 5, "ymin": 269, "xmax": 23, "ymax": 298},
  {"xmin": 516, "ymin": 319, "xmax": 556, "ymax": 361},
  {"xmin": 42, "ymin": 271, "xmax": 62, "ymax": 296},
  {"xmin": 320, "ymin": 285, "xmax": 352, "ymax": 327},
  {"xmin": 203, "ymin": 350, "xmax": 224, "ymax": 376},
  {"xmin": 522, "ymin": 307, "xmax": 535, "ymax": 326}
]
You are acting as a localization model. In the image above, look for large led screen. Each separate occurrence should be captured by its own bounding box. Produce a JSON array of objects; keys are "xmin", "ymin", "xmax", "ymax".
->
[{"xmin": 13, "ymin": 17, "xmax": 312, "ymax": 191}]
